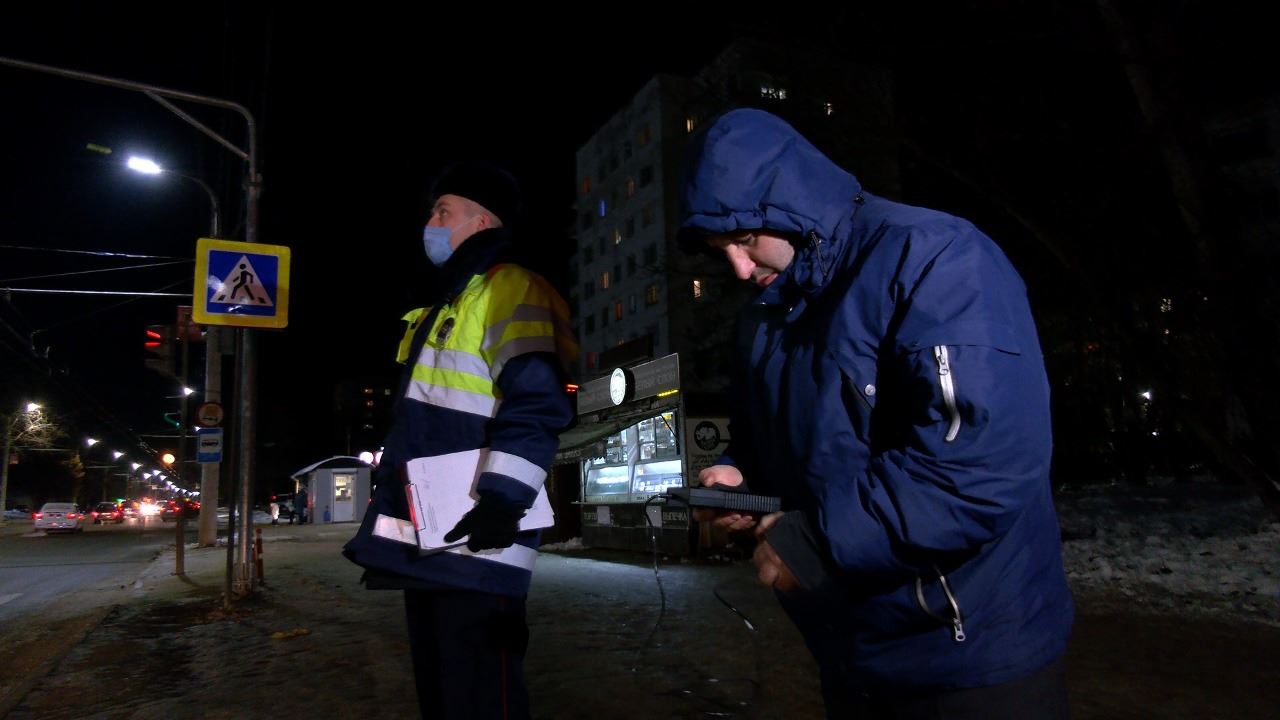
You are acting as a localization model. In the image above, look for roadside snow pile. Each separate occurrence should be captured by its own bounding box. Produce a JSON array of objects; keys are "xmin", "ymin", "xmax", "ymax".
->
[
  {"xmin": 1057, "ymin": 478, "xmax": 1280, "ymax": 624},
  {"xmin": 539, "ymin": 537, "xmax": 585, "ymax": 552}
]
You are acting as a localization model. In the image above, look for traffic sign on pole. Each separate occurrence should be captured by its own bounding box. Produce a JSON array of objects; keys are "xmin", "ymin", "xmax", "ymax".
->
[{"xmin": 193, "ymin": 238, "xmax": 291, "ymax": 329}]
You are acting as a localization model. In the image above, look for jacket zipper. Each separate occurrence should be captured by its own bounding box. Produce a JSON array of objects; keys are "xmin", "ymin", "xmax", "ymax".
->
[
  {"xmin": 915, "ymin": 566, "xmax": 967, "ymax": 642},
  {"xmin": 933, "ymin": 345, "xmax": 961, "ymax": 442}
]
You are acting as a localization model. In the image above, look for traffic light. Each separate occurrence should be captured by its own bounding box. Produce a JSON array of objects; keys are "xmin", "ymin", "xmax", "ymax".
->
[{"xmin": 144, "ymin": 324, "xmax": 175, "ymax": 377}]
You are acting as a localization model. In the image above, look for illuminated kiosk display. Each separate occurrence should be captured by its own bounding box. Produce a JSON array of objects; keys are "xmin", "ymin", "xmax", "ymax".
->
[{"xmin": 556, "ymin": 354, "xmax": 729, "ymax": 555}]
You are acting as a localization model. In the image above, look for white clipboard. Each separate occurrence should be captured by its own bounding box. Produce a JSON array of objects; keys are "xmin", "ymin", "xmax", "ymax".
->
[{"xmin": 403, "ymin": 448, "xmax": 554, "ymax": 552}]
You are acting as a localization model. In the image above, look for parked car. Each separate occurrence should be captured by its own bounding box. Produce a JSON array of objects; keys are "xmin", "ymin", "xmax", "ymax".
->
[
  {"xmin": 4, "ymin": 505, "xmax": 32, "ymax": 520},
  {"xmin": 90, "ymin": 502, "xmax": 124, "ymax": 524},
  {"xmin": 33, "ymin": 502, "xmax": 84, "ymax": 533}
]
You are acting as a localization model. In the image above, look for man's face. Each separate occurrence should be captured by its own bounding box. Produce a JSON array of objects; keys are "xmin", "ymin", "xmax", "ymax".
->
[
  {"xmin": 707, "ymin": 231, "xmax": 796, "ymax": 288},
  {"xmin": 427, "ymin": 194, "xmax": 487, "ymax": 249}
]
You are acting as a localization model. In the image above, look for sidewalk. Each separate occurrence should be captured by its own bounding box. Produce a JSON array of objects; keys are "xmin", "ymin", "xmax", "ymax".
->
[
  {"xmin": 4, "ymin": 522, "xmax": 822, "ymax": 720},
  {"xmin": 5, "ymin": 521, "xmax": 1279, "ymax": 719}
]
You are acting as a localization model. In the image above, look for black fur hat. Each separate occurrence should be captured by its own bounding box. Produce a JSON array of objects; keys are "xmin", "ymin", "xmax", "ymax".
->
[{"xmin": 430, "ymin": 161, "xmax": 522, "ymax": 227}]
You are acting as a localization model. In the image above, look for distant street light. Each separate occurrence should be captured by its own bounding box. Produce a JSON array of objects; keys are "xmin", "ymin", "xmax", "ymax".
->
[
  {"xmin": 183, "ymin": 387, "xmax": 195, "ymax": 396},
  {"xmin": 112, "ymin": 450, "xmax": 124, "ymax": 460},
  {"xmin": 86, "ymin": 437, "xmax": 99, "ymax": 447},
  {"xmin": 25, "ymin": 403, "xmax": 39, "ymax": 413}
]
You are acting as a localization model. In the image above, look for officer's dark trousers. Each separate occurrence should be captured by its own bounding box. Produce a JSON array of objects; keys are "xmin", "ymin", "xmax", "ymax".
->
[{"xmin": 404, "ymin": 589, "xmax": 530, "ymax": 720}]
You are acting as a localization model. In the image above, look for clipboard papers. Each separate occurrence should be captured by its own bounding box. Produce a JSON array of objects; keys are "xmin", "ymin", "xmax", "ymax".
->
[{"xmin": 371, "ymin": 447, "xmax": 554, "ymax": 555}]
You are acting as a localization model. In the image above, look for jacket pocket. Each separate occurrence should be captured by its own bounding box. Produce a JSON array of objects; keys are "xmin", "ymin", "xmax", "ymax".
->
[{"xmin": 902, "ymin": 322, "xmax": 1022, "ymax": 445}]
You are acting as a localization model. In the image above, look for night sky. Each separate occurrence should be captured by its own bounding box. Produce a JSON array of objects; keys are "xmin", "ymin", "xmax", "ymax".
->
[{"xmin": 3, "ymin": 3, "xmax": 1277, "ymax": 501}]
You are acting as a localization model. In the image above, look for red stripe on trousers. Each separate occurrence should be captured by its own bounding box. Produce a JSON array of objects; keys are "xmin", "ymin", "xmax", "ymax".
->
[{"xmin": 499, "ymin": 597, "xmax": 508, "ymax": 718}]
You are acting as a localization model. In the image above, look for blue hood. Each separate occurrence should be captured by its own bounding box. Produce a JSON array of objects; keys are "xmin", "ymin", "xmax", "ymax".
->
[{"xmin": 679, "ymin": 109, "xmax": 864, "ymax": 291}]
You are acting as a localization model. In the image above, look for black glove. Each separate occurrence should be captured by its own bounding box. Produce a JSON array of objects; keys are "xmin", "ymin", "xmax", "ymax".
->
[{"xmin": 443, "ymin": 494, "xmax": 527, "ymax": 552}]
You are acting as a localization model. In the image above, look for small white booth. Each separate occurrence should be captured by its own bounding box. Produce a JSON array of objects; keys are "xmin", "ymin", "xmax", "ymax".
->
[{"xmin": 289, "ymin": 455, "xmax": 373, "ymax": 524}]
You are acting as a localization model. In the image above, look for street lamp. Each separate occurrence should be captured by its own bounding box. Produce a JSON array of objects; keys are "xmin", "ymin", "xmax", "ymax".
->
[
  {"xmin": 25, "ymin": 403, "xmax": 39, "ymax": 413},
  {"xmin": 112, "ymin": 450, "xmax": 124, "ymax": 460},
  {"xmin": 86, "ymin": 437, "xmax": 99, "ymax": 447},
  {"xmin": 125, "ymin": 155, "xmax": 221, "ymax": 238}
]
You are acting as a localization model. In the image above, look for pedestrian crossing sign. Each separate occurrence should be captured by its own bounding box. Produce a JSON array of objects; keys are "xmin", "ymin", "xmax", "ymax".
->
[{"xmin": 193, "ymin": 238, "xmax": 291, "ymax": 329}]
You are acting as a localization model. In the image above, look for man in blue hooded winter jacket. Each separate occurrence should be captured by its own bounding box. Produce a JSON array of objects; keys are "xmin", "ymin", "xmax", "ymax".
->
[{"xmin": 680, "ymin": 109, "xmax": 1074, "ymax": 719}]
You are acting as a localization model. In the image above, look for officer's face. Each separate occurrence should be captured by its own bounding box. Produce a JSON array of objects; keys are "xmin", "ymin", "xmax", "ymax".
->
[
  {"xmin": 707, "ymin": 231, "xmax": 795, "ymax": 287},
  {"xmin": 427, "ymin": 194, "xmax": 488, "ymax": 249}
]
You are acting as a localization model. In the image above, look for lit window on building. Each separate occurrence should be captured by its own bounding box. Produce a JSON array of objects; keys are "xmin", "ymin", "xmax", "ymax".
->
[
  {"xmin": 824, "ymin": 102, "xmax": 834, "ymax": 116},
  {"xmin": 601, "ymin": 272, "xmax": 610, "ymax": 290},
  {"xmin": 686, "ymin": 116, "xmax": 698, "ymax": 133},
  {"xmin": 362, "ymin": 387, "xmax": 373, "ymax": 395},
  {"xmin": 693, "ymin": 279, "xmax": 703, "ymax": 299},
  {"xmin": 614, "ymin": 300, "xmax": 623, "ymax": 320},
  {"xmin": 598, "ymin": 199, "xmax": 607, "ymax": 217},
  {"xmin": 614, "ymin": 228, "xmax": 622, "ymax": 245},
  {"xmin": 1160, "ymin": 298, "xmax": 1173, "ymax": 313},
  {"xmin": 760, "ymin": 85, "xmax": 788, "ymax": 100}
]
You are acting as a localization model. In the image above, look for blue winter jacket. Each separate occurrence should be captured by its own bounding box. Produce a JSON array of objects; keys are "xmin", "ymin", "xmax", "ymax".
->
[{"xmin": 680, "ymin": 109, "xmax": 1073, "ymax": 692}]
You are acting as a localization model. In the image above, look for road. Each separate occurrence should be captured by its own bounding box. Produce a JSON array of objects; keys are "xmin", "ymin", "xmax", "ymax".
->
[
  {"xmin": 0, "ymin": 518, "xmax": 193, "ymax": 622},
  {"xmin": 0, "ymin": 517, "xmax": 211, "ymax": 713}
]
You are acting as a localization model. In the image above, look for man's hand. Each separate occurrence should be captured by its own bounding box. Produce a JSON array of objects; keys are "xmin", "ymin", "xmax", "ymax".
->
[
  {"xmin": 752, "ymin": 512, "xmax": 800, "ymax": 592},
  {"xmin": 443, "ymin": 495, "xmax": 526, "ymax": 552},
  {"xmin": 691, "ymin": 465, "xmax": 758, "ymax": 532}
]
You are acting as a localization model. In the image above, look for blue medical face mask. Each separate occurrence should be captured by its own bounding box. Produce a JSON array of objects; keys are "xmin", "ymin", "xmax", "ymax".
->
[{"xmin": 422, "ymin": 215, "xmax": 480, "ymax": 266}]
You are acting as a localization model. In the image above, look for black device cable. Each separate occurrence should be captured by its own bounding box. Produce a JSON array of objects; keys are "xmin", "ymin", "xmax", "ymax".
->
[
  {"xmin": 633, "ymin": 493, "xmax": 761, "ymax": 660},
  {"xmin": 629, "ymin": 492, "xmax": 765, "ymax": 716}
]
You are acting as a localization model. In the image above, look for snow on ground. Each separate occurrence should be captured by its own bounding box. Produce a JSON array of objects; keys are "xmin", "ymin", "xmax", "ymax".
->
[
  {"xmin": 1056, "ymin": 477, "xmax": 1279, "ymax": 624},
  {"xmin": 542, "ymin": 478, "xmax": 1280, "ymax": 625}
]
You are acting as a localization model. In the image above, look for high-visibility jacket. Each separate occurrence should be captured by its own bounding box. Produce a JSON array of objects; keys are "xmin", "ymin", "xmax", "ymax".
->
[{"xmin": 345, "ymin": 232, "xmax": 576, "ymax": 597}]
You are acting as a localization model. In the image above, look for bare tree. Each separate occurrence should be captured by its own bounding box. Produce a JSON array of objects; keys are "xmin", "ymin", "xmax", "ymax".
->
[{"xmin": 1, "ymin": 403, "xmax": 67, "ymax": 522}]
